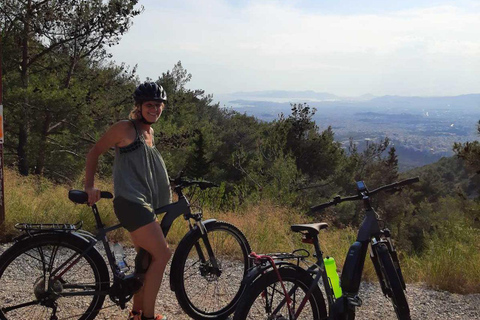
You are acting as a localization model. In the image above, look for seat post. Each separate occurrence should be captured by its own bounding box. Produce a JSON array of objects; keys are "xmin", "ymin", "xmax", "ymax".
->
[
  {"xmin": 311, "ymin": 234, "xmax": 323, "ymax": 262},
  {"xmin": 91, "ymin": 204, "xmax": 104, "ymax": 229}
]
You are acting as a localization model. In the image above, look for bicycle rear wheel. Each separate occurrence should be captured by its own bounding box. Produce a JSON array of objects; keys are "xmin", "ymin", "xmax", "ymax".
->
[
  {"xmin": 233, "ymin": 266, "xmax": 327, "ymax": 320},
  {"xmin": 0, "ymin": 234, "xmax": 108, "ymax": 320},
  {"xmin": 376, "ymin": 243, "xmax": 410, "ymax": 320},
  {"xmin": 171, "ymin": 221, "xmax": 251, "ymax": 319}
]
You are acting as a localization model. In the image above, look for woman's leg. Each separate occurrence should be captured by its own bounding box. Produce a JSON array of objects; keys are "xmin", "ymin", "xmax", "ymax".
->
[
  {"xmin": 131, "ymin": 244, "xmax": 144, "ymax": 313},
  {"xmin": 130, "ymin": 221, "xmax": 172, "ymax": 318}
]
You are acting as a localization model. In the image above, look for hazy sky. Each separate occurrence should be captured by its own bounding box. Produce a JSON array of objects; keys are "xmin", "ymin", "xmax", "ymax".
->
[{"xmin": 109, "ymin": 0, "xmax": 480, "ymax": 97}]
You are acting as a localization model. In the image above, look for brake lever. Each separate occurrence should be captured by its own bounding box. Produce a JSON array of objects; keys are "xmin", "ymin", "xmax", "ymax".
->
[{"xmin": 170, "ymin": 170, "xmax": 186, "ymax": 186}]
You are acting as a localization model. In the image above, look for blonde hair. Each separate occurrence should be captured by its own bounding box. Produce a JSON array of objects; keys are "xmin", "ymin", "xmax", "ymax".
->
[{"xmin": 128, "ymin": 103, "xmax": 142, "ymax": 120}]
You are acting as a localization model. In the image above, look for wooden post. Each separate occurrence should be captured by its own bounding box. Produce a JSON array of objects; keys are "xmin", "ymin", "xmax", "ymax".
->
[{"xmin": 0, "ymin": 33, "xmax": 5, "ymax": 231}]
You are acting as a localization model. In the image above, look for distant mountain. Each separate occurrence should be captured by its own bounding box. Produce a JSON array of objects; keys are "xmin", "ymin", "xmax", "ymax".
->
[
  {"xmin": 224, "ymin": 90, "xmax": 341, "ymax": 101},
  {"xmin": 368, "ymin": 94, "xmax": 480, "ymax": 111},
  {"xmin": 217, "ymin": 92, "xmax": 480, "ymax": 115},
  {"xmin": 217, "ymin": 91, "xmax": 480, "ymax": 110}
]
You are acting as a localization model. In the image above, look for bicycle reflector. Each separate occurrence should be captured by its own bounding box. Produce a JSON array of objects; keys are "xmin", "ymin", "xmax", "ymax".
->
[
  {"xmin": 301, "ymin": 233, "xmax": 314, "ymax": 244},
  {"xmin": 324, "ymin": 257, "xmax": 343, "ymax": 299}
]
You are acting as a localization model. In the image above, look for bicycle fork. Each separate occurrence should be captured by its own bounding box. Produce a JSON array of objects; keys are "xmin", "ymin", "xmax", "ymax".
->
[
  {"xmin": 191, "ymin": 220, "xmax": 222, "ymax": 277},
  {"xmin": 370, "ymin": 235, "xmax": 406, "ymax": 297}
]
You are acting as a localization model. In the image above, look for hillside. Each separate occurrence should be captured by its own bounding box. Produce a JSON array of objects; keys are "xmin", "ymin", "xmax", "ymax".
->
[
  {"xmin": 405, "ymin": 156, "xmax": 480, "ymax": 199},
  {"xmin": 218, "ymin": 92, "xmax": 480, "ymax": 170}
]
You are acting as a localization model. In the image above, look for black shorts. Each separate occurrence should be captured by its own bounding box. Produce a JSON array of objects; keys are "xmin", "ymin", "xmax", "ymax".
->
[{"xmin": 113, "ymin": 196, "xmax": 156, "ymax": 232}]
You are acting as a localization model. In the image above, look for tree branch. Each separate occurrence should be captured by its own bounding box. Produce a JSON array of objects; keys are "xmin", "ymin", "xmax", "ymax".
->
[{"xmin": 47, "ymin": 118, "xmax": 67, "ymax": 133}]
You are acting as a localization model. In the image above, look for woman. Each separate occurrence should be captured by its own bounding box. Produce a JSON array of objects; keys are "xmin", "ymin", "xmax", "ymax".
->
[{"xmin": 85, "ymin": 82, "xmax": 171, "ymax": 320}]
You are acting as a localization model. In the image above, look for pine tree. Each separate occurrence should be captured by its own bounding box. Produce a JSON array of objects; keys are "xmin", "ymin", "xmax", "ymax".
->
[
  {"xmin": 385, "ymin": 146, "xmax": 399, "ymax": 182},
  {"xmin": 185, "ymin": 131, "xmax": 210, "ymax": 179}
]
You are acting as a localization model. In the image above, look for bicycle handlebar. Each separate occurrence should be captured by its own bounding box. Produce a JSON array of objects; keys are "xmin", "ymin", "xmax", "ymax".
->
[
  {"xmin": 367, "ymin": 176, "xmax": 419, "ymax": 196},
  {"xmin": 68, "ymin": 178, "xmax": 217, "ymax": 205},
  {"xmin": 170, "ymin": 177, "xmax": 219, "ymax": 192},
  {"xmin": 310, "ymin": 177, "xmax": 420, "ymax": 213}
]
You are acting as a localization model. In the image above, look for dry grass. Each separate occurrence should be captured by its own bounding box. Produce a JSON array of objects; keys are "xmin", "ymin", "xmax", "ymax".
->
[{"xmin": 1, "ymin": 168, "xmax": 478, "ymax": 294}]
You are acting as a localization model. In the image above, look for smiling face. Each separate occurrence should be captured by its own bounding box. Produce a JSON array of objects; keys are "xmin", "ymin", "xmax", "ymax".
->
[{"xmin": 139, "ymin": 100, "xmax": 165, "ymax": 123}]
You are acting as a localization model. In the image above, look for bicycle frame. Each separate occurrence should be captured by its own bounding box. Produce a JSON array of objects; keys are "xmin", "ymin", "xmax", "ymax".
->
[
  {"xmin": 3, "ymin": 179, "xmax": 252, "ymax": 320},
  {"xmin": 13, "ymin": 186, "xmax": 220, "ymax": 302},
  {"xmin": 240, "ymin": 178, "xmax": 418, "ymax": 320},
  {"xmin": 248, "ymin": 197, "xmax": 396, "ymax": 319}
]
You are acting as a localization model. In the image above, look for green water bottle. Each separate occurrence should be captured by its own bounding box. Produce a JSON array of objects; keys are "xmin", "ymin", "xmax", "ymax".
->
[{"xmin": 324, "ymin": 256, "xmax": 342, "ymax": 299}]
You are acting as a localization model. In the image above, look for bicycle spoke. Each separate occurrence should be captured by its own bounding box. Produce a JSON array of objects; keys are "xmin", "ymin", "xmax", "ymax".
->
[
  {"xmin": 47, "ymin": 244, "xmax": 60, "ymax": 275},
  {"xmin": 0, "ymin": 239, "xmax": 105, "ymax": 320},
  {"xmin": 244, "ymin": 279, "xmax": 317, "ymax": 319},
  {"xmin": 267, "ymin": 284, "xmax": 277, "ymax": 314},
  {"xmin": 51, "ymin": 250, "xmax": 81, "ymax": 279},
  {"xmin": 176, "ymin": 221, "xmax": 250, "ymax": 318},
  {"xmin": 183, "ymin": 259, "xmax": 201, "ymax": 277}
]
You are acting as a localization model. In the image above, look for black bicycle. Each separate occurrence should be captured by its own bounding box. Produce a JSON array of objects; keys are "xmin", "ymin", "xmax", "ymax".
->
[
  {"xmin": 233, "ymin": 177, "xmax": 419, "ymax": 320},
  {"xmin": 0, "ymin": 178, "xmax": 251, "ymax": 320}
]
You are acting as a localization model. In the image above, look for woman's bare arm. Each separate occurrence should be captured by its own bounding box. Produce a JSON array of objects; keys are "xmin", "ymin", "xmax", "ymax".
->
[{"xmin": 85, "ymin": 121, "xmax": 131, "ymax": 205}]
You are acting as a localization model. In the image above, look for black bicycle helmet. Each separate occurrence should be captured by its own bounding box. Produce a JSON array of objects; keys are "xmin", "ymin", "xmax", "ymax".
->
[{"xmin": 133, "ymin": 82, "xmax": 167, "ymax": 103}]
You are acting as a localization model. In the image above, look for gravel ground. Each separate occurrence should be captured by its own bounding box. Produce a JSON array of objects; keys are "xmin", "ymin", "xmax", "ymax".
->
[{"xmin": 1, "ymin": 243, "xmax": 479, "ymax": 320}]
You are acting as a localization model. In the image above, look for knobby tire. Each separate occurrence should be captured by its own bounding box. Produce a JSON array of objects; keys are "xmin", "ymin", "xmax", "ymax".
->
[
  {"xmin": 171, "ymin": 221, "xmax": 251, "ymax": 320},
  {"xmin": 376, "ymin": 243, "xmax": 411, "ymax": 320}
]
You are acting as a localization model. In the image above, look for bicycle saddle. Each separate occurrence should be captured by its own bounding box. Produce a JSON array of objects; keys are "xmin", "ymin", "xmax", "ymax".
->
[
  {"xmin": 68, "ymin": 190, "xmax": 113, "ymax": 204},
  {"xmin": 291, "ymin": 223, "xmax": 328, "ymax": 235}
]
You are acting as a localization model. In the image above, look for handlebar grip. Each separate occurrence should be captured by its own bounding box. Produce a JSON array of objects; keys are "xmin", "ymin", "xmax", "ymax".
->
[{"xmin": 310, "ymin": 201, "xmax": 334, "ymax": 213}]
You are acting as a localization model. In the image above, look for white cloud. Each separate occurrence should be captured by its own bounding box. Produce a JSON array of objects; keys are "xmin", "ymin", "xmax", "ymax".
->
[{"xmin": 109, "ymin": 1, "xmax": 480, "ymax": 96}]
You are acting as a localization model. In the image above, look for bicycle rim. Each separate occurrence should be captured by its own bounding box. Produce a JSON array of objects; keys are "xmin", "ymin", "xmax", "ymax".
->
[
  {"xmin": 234, "ymin": 267, "xmax": 327, "ymax": 320},
  {"xmin": 176, "ymin": 221, "xmax": 250, "ymax": 318},
  {"xmin": 0, "ymin": 237, "xmax": 104, "ymax": 320}
]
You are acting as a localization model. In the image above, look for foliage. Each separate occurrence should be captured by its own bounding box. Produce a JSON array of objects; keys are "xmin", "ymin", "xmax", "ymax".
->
[
  {"xmin": 453, "ymin": 121, "xmax": 480, "ymax": 174},
  {"xmin": 1, "ymin": 0, "xmax": 141, "ymax": 176},
  {"xmin": 1, "ymin": 0, "xmax": 480, "ymax": 295}
]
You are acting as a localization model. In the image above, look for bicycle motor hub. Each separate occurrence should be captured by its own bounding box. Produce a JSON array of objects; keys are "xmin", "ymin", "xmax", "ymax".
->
[{"xmin": 33, "ymin": 277, "xmax": 63, "ymax": 300}]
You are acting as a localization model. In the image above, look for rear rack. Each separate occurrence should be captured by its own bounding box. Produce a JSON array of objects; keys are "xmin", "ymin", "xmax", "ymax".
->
[
  {"xmin": 250, "ymin": 249, "xmax": 310, "ymax": 266},
  {"xmin": 15, "ymin": 221, "xmax": 83, "ymax": 232}
]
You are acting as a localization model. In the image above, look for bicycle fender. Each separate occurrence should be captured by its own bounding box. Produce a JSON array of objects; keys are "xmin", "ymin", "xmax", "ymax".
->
[
  {"xmin": 199, "ymin": 218, "xmax": 217, "ymax": 229},
  {"xmin": 1, "ymin": 232, "xmax": 110, "ymax": 286},
  {"xmin": 175, "ymin": 219, "xmax": 218, "ymax": 242},
  {"xmin": 242, "ymin": 262, "xmax": 306, "ymax": 288},
  {"xmin": 11, "ymin": 231, "xmax": 100, "ymax": 258},
  {"xmin": 169, "ymin": 219, "xmax": 217, "ymax": 291},
  {"xmin": 13, "ymin": 228, "xmax": 97, "ymax": 243}
]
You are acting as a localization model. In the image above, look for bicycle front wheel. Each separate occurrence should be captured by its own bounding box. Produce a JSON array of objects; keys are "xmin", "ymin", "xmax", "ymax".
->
[
  {"xmin": 171, "ymin": 221, "xmax": 251, "ymax": 319},
  {"xmin": 233, "ymin": 266, "xmax": 327, "ymax": 320},
  {"xmin": 376, "ymin": 243, "xmax": 410, "ymax": 320},
  {"xmin": 0, "ymin": 234, "xmax": 108, "ymax": 320}
]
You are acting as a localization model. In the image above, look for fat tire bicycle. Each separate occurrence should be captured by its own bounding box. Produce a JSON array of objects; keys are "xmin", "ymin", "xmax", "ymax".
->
[
  {"xmin": 0, "ymin": 178, "xmax": 251, "ymax": 320},
  {"xmin": 233, "ymin": 177, "xmax": 419, "ymax": 320}
]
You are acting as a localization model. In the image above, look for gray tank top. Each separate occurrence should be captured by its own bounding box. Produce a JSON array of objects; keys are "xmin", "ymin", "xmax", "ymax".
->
[{"xmin": 113, "ymin": 120, "xmax": 172, "ymax": 210}]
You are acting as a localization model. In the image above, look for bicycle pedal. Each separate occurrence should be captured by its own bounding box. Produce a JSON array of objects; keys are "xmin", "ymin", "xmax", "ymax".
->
[{"xmin": 347, "ymin": 295, "xmax": 362, "ymax": 307}]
